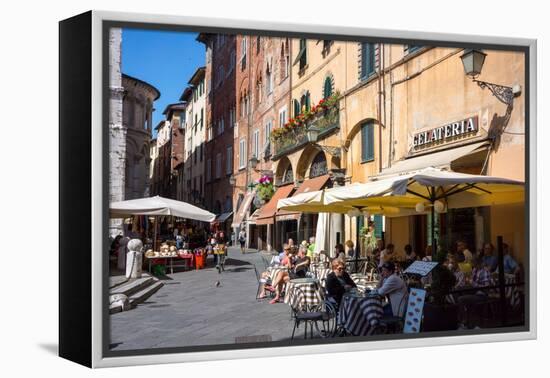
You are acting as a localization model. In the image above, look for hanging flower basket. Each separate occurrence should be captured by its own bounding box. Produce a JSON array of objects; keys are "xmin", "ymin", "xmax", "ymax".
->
[{"xmin": 251, "ymin": 175, "xmax": 275, "ymax": 203}]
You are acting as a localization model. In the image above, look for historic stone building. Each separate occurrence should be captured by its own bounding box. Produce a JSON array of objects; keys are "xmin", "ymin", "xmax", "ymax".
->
[
  {"xmin": 162, "ymin": 103, "xmax": 187, "ymax": 200},
  {"xmin": 121, "ymin": 73, "xmax": 160, "ymax": 199},
  {"xmin": 340, "ymin": 43, "xmax": 526, "ymax": 261},
  {"xmin": 198, "ymin": 33, "xmax": 237, "ymax": 233},
  {"xmin": 256, "ymin": 38, "xmax": 350, "ymax": 251},
  {"xmin": 108, "ymin": 28, "xmax": 160, "ymax": 237},
  {"xmin": 179, "ymin": 67, "xmax": 207, "ymax": 207},
  {"xmin": 232, "ymin": 35, "xmax": 291, "ymax": 250},
  {"xmin": 152, "ymin": 120, "xmax": 172, "ymax": 198}
]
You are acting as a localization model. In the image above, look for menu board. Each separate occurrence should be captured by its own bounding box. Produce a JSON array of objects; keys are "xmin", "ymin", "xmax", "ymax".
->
[
  {"xmin": 403, "ymin": 261, "xmax": 438, "ymax": 276},
  {"xmin": 403, "ymin": 288, "xmax": 426, "ymax": 334}
]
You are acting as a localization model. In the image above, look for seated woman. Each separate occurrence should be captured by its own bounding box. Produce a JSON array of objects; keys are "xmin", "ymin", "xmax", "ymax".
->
[
  {"xmin": 268, "ymin": 247, "xmax": 309, "ymax": 304},
  {"xmin": 258, "ymin": 245, "xmax": 292, "ymax": 299},
  {"xmin": 325, "ymin": 259, "xmax": 357, "ymax": 307}
]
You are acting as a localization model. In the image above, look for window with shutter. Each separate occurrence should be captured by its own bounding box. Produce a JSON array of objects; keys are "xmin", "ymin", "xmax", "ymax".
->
[
  {"xmin": 323, "ymin": 76, "xmax": 333, "ymax": 98},
  {"xmin": 361, "ymin": 43, "xmax": 376, "ymax": 80},
  {"xmin": 361, "ymin": 122, "xmax": 375, "ymax": 162},
  {"xmin": 293, "ymin": 99, "xmax": 300, "ymax": 117},
  {"xmin": 294, "ymin": 38, "xmax": 307, "ymax": 70},
  {"xmin": 373, "ymin": 215, "xmax": 383, "ymax": 239}
]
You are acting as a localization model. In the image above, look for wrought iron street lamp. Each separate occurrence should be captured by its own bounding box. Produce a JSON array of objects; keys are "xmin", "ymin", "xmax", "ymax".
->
[
  {"xmin": 248, "ymin": 156, "xmax": 260, "ymax": 170},
  {"xmin": 460, "ymin": 49, "xmax": 519, "ymax": 106}
]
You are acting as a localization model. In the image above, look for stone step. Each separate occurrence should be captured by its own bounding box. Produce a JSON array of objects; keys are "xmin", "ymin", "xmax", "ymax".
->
[
  {"xmin": 110, "ymin": 275, "xmax": 155, "ymax": 298},
  {"xmin": 129, "ymin": 281, "xmax": 164, "ymax": 308}
]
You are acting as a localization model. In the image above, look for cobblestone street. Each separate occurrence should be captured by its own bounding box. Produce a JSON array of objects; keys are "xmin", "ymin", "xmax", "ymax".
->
[{"xmin": 109, "ymin": 247, "xmax": 295, "ymax": 351}]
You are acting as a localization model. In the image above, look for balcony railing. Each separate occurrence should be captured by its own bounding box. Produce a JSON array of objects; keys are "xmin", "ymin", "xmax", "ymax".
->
[{"xmin": 272, "ymin": 107, "xmax": 339, "ymax": 159}]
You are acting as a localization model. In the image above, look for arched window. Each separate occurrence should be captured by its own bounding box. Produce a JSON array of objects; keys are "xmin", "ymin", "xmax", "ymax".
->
[
  {"xmin": 282, "ymin": 165, "xmax": 294, "ymax": 185},
  {"xmin": 300, "ymin": 91, "xmax": 311, "ymax": 112},
  {"xmin": 309, "ymin": 152, "xmax": 328, "ymax": 178},
  {"xmin": 323, "ymin": 76, "xmax": 333, "ymax": 98},
  {"xmin": 293, "ymin": 99, "xmax": 300, "ymax": 117}
]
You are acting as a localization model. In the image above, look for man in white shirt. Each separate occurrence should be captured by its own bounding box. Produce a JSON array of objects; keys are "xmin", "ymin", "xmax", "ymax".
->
[{"xmin": 376, "ymin": 262, "xmax": 408, "ymax": 317}]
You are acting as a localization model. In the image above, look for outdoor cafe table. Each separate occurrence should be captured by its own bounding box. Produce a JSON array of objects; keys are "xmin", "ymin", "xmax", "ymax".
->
[
  {"xmin": 339, "ymin": 291, "xmax": 384, "ymax": 336},
  {"xmin": 316, "ymin": 268, "xmax": 331, "ymax": 286},
  {"xmin": 284, "ymin": 277, "xmax": 323, "ymax": 311},
  {"xmin": 350, "ymin": 273, "xmax": 379, "ymax": 293}
]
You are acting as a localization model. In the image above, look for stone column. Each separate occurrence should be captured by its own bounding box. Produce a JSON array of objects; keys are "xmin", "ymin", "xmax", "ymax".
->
[
  {"xmin": 109, "ymin": 27, "xmax": 126, "ymax": 238},
  {"xmin": 266, "ymin": 224, "xmax": 273, "ymax": 252},
  {"xmin": 329, "ymin": 168, "xmax": 346, "ymax": 256}
]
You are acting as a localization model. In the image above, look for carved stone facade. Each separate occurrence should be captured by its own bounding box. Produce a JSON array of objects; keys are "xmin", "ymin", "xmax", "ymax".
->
[
  {"xmin": 108, "ymin": 27, "xmax": 160, "ymax": 236},
  {"xmin": 122, "ymin": 74, "xmax": 159, "ymax": 200}
]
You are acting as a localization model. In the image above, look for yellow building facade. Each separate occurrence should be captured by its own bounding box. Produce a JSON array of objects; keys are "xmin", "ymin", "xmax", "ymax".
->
[{"xmin": 268, "ymin": 38, "xmax": 525, "ymax": 262}]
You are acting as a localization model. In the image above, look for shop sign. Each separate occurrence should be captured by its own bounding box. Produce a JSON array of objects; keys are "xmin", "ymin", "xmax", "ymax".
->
[{"xmin": 413, "ymin": 116, "xmax": 478, "ymax": 149}]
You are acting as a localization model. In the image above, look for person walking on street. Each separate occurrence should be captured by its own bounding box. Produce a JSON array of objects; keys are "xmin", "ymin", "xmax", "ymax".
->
[{"xmin": 238, "ymin": 229, "xmax": 246, "ymax": 254}]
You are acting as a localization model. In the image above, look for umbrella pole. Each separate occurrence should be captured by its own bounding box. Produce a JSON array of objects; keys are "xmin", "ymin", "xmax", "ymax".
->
[
  {"xmin": 154, "ymin": 216, "xmax": 158, "ymax": 251},
  {"xmin": 430, "ymin": 186, "xmax": 437, "ymax": 261}
]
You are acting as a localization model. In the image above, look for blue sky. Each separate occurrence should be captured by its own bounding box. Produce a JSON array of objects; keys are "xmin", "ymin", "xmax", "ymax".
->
[{"xmin": 121, "ymin": 28, "xmax": 205, "ymax": 135}]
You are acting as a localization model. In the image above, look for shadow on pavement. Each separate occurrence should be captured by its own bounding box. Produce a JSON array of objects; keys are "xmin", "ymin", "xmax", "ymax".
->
[
  {"xmin": 224, "ymin": 258, "xmax": 252, "ymax": 267},
  {"xmin": 223, "ymin": 266, "xmax": 253, "ymax": 273}
]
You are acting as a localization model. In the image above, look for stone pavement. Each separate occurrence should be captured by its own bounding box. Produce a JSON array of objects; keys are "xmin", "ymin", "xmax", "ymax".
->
[{"xmin": 109, "ymin": 247, "xmax": 296, "ymax": 351}]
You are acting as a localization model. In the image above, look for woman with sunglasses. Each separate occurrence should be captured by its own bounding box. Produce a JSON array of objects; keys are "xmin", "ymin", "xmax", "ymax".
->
[{"xmin": 325, "ymin": 259, "xmax": 357, "ymax": 307}]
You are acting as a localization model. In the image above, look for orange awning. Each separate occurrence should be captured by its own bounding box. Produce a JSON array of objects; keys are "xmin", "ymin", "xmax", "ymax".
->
[
  {"xmin": 256, "ymin": 184, "xmax": 295, "ymax": 225},
  {"xmin": 231, "ymin": 190, "xmax": 256, "ymax": 228},
  {"xmin": 276, "ymin": 174, "xmax": 331, "ymax": 220}
]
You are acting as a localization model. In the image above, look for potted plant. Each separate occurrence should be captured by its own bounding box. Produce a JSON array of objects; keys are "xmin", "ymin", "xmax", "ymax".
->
[{"xmin": 253, "ymin": 175, "xmax": 275, "ymax": 203}]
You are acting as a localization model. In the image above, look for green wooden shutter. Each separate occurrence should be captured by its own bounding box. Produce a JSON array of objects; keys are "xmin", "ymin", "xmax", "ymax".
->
[
  {"xmin": 305, "ymin": 92, "xmax": 311, "ymax": 111},
  {"xmin": 367, "ymin": 122, "xmax": 374, "ymax": 160},
  {"xmin": 324, "ymin": 77, "xmax": 333, "ymax": 98},
  {"xmin": 361, "ymin": 122, "xmax": 374, "ymax": 161},
  {"xmin": 293, "ymin": 99, "xmax": 300, "ymax": 117},
  {"xmin": 366, "ymin": 43, "xmax": 374, "ymax": 76},
  {"xmin": 373, "ymin": 215, "xmax": 383, "ymax": 239},
  {"xmin": 361, "ymin": 43, "xmax": 368, "ymax": 79},
  {"xmin": 361, "ymin": 43, "xmax": 375, "ymax": 79}
]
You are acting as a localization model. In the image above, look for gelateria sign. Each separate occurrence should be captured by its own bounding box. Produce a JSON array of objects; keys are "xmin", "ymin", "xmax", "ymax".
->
[{"xmin": 413, "ymin": 116, "xmax": 479, "ymax": 149}]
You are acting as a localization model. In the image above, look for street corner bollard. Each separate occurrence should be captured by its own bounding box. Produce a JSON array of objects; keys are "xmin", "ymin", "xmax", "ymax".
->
[{"xmin": 126, "ymin": 238, "xmax": 144, "ymax": 279}]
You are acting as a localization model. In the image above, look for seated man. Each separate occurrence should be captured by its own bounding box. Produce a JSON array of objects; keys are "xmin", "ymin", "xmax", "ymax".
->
[
  {"xmin": 481, "ymin": 242, "xmax": 498, "ymax": 272},
  {"xmin": 293, "ymin": 245, "xmax": 311, "ymax": 278},
  {"xmin": 325, "ymin": 259, "xmax": 357, "ymax": 307},
  {"xmin": 376, "ymin": 262, "xmax": 408, "ymax": 317},
  {"xmin": 501, "ymin": 243, "xmax": 521, "ymax": 275}
]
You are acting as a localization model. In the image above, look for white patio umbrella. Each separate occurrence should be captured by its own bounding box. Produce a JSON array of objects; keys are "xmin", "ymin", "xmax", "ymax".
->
[
  {"xmin": 110, "ymin": 195, "xmax": 216, "ymax": 222},
  {"xmin": 110, "ymin": 196, "xmax": 216, "ymax": 251},
  {"xmin": 313, "ymin": 212, "xmax": 330, "ymax": 256}
]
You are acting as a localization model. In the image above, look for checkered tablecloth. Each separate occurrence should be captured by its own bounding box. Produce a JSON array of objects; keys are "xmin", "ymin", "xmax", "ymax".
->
[
  {"xmin": 350, "ymin": 274, "xmax": 379, "ymax": 292},
  {"xmin": 284, "ymin": 278, "xmax": 323, "ymax": 311},
  {"xmin": 339, "ymin": 293, "xmax": 384, "ymax": 336},
  {"xmin": 316, "ymin": 268, "xmax": 331, "ymax": 286}
]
